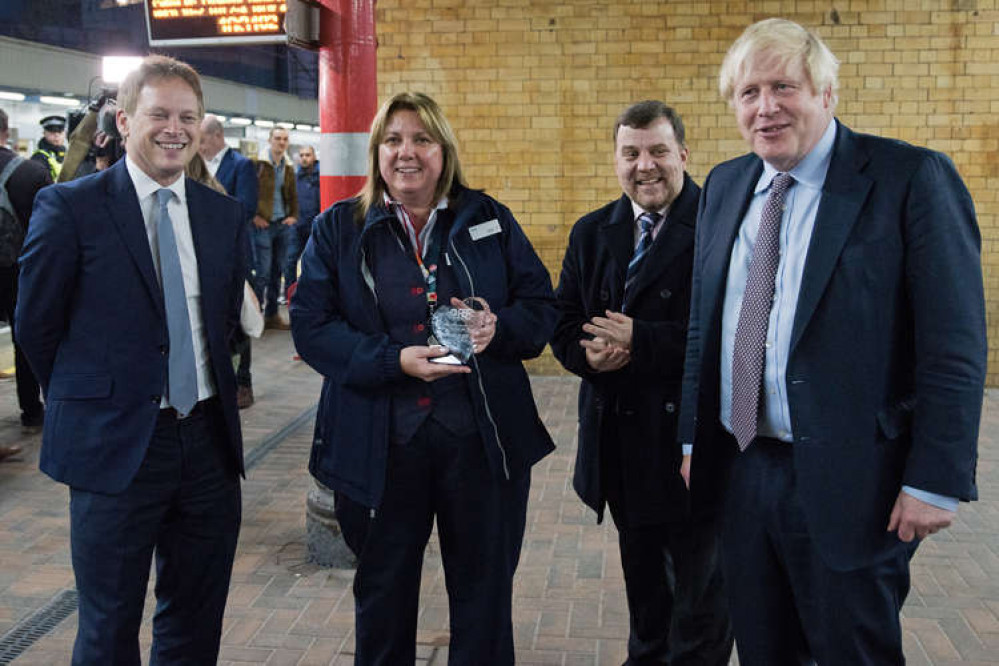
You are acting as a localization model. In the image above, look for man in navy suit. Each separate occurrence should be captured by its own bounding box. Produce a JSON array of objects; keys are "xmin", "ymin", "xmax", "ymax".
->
[
  {"xmin": 201, "ymin": 114, "xmax": 259, "ymax": 408},
  {"xmin": 678, "ymin": 19, "xmax": 986, "ymax": 665},
  {"xmin": 17, "ymin": 56, "xmax": 246, "ymax": 665}
]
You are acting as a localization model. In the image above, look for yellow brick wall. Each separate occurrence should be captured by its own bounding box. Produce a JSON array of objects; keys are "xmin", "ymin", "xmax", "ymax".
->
[{"xmin": 375, "ymin": 0, "xmax": 999, "ymax": 379}]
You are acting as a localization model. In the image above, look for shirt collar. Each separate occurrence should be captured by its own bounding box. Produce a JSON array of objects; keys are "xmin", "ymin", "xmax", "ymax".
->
[
  {"xmin": 125, "ymin": 154, "xmax": 186, "ymax": 204},
  {"xmin": 383, "ymin": 192, "xmax": 449, "ymax": 212},
  {"xmin": 756, "ymin": 117, "xmax": 836, "ymax": 194},
  {"xmin": 628, "ymin": 198, "xmax": 670, "ymax": 223},
  {"xmin": 207, "ymin": 145, "xmax": 228, "ymax": 165},
  {"xmin": 266, "ymin": 150, "xmax": 288, "ymax": 167}
]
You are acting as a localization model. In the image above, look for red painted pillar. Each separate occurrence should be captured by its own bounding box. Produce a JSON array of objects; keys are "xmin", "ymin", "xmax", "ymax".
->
[{"xmin": 316, "ymin": 0, "xmax": 378, "ymax": 209}]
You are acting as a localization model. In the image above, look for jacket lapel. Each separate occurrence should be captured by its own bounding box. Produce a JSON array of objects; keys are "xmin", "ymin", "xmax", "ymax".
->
[
  {"xmin": 185, "ymin": 179, "xmax": 220, "ymax": 322},
  {"xmin": 105, "ymin": 160, "xmax": 165, "ymax": 317},
  {"xmin": 624, "ymin": 174, "xmax": 698, "ymax": 307},
  {"xmin": 790, "ymin": 122, "xmax": 872, "ymax": 351},
  {"xmin": 600, "ymin": 196, "xmax": 639, "ymax": 300},
  {"xmin": 700, "ymin": 160, "xmax": 763, "ymax": 330}
]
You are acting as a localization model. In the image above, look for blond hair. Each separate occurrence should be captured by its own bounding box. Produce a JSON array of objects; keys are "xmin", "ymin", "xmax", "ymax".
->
[
  {"xmin": 719, "ymin": 18, "xmax": 839, "ymax": 106},
  {"xmin": 356, "ymin": 92, "xmax": 466, "ymax": 221}
]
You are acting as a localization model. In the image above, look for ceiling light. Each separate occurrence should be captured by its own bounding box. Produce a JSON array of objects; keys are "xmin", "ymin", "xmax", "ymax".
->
[
  {"xmin": 230, "ymin": 117, "xmax": 252, "ymax": 126},
  {"xmin": 276, "ymin": 121, "xmax": 295, "ymax": 129},
  {"xmin": 39, "ymin": 96, "xmax": 80, "ymax": 107},
  {"xmin": 0, "ymin": 91, "xmax": 26, "ymax": 102},
  {"xmin": 102, "ymin": 56, "xmax": 143, "ymax": 84},
  {"xmin": 254, "ymin": 119, "xmax": 275, "ymax": 128},
  {"xmin": 295, "ymin": 123, "xmax": 312, "ymax": 131}
]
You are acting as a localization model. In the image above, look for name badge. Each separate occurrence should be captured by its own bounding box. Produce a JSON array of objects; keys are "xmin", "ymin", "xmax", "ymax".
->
[{"xmin": 469, "ymin": 219, "xmax": 502, "ymax": 241}]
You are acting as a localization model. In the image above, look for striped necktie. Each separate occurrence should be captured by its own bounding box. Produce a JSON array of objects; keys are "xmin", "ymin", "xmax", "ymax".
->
[{"xmin": 625, "ymin": 211, "xmax": 660, "ymax": 296}]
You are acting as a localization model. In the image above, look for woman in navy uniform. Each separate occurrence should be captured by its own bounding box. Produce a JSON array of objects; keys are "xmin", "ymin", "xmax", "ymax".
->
[{"xmin": 291, "ymin": 92, "xmax": 557, "ymax": 665}]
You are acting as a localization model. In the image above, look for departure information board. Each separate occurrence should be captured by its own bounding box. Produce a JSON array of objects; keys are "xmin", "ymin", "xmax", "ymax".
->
[{"xmin": 145, "ymin": 0, "xmax": 288, "ymax": 47}]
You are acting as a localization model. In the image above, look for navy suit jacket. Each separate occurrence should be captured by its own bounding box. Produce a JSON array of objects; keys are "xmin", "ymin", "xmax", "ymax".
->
[
  {"xmin": 678, "ymin": 121, "xmax": 986, "ymax": 570},
  {"xmin": 16, "ymin": 159, "xmax": 247, "ymax": 494},
  {"xmin": 215, "ymin": 148, "xmax": 258, "ymax": 225},
  {"xmin": 552, "ymin": 175, "xmax": 699, "ymax": 526}
]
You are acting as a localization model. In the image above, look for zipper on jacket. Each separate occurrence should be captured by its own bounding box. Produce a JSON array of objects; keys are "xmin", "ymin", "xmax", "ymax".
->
[{"xmin": 449, "ymin": 237, "xmax": 510, "ymax": 481}]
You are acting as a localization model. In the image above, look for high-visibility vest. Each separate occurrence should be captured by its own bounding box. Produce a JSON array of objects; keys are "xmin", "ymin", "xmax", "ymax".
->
[{"xmin": 32, "ymin": 148, "xmax": 62, "ymax": 180}]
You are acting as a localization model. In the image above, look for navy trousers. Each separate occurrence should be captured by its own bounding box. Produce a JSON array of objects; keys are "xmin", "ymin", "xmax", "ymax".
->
[
  {"xmin": 722, "ymin": 438, "xmax": 917, "ymax": 666},
  {"xmin": 336, "ymin": 417, "xmax": 530, "ymax": 666},
  {"xmin": 69, "ymin": 400, "xmax": 241, "ymax": 666}
]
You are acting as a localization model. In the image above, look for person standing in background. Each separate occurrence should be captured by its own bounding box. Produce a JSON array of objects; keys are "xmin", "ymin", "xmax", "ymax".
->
[
  {"xmin": 289, "ymin": 144, "xmax": 319, "ymax": 289},
  {"xmin": 201, "ymin": 114, "xmax": 259, "ymax": 408},
  {"xmin": 31, "ymin": 115, "xmax": 66, "ymax": 181},
  {"xmin": 0, "ymin": 108, "xmax": 51, "ymax": 445},
  {"xmin": 253, "ymin": 127, "xmax": 297, "ymax": 329}
]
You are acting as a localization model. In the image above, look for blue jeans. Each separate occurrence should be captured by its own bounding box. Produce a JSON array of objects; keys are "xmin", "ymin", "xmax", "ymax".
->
[
  {"xmin": 280, "ymin": 223, "xmax": 309, "ymax": 294},
  {"xmin": 252, "ymin": 220, "xmax": 286, "ymax": 317}
]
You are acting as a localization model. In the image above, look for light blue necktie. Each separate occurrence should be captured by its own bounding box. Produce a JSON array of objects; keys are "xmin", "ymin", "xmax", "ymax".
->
[{"xmin": 156, "ymin": 188, "xmax": 198, "ymax": 415}]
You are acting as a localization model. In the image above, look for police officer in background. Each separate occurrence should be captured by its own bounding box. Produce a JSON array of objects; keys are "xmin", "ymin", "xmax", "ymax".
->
[{"xmin": 32, "ymin": 115, "xmax": 66, "ymax": 181}]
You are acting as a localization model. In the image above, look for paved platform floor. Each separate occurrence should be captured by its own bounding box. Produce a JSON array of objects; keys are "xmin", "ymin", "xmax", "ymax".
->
[{"xmin": 0, "ymin": 326, "xmax": 996, "ymax": 664}]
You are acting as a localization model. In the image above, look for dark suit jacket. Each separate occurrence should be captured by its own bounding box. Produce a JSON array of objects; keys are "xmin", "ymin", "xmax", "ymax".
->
[
  {"xmin": 16, "ymin": 159, "xmax": 248, "ymax": 494},
  {"xmin": 215, "ymin": 148, "xmax": 258, "ymax": 225},
  {"xmin": 678, "ymin": 120, "xmax": 986, "ymax": 570},
  {"xmin": 553, "ymin": 174, "xmax": 700, "ymax": 526}
]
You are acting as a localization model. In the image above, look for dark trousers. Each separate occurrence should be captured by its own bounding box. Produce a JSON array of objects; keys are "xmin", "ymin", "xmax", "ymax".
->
[
  {"xmin": 604, "ymin": 415, "xmax": 732, "ymax": 666},
  {"xmin": 0, "ymin": 265, "xmax": 43, "ymax": 422},
  {"xmin": 335, "ymin": 418, "xmax": 530, "ymax": 666},
  {"xmin": 69, "ymin": 400, "xmax": 241, "ymax": 666},
  {"xmin": 722, "ymin": 438, "xmax": 917, "ymax": 666},
  {"xmin": 252, "ymin": 220, "xmax": 287, "ymax": 317},
  {"xmin": 231, "ymin": 329, "xmax": 252, "ymax": 388},
  {"xmin": 612, "ymin": 519, "xmax": 732, "ymax": 666}
]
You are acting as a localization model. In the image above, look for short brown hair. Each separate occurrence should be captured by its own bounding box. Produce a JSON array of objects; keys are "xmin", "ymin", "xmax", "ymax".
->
[
  {"xmin": 613, "ymin": 100, "xmax": 686, "ymax": 148},
  {"xmin": 356, "ymin": 92, "xmax": 467, "ymax": 220},
  {"xmin": 118, "ymin": 55, "xmax": 204, "ymax": 117}
]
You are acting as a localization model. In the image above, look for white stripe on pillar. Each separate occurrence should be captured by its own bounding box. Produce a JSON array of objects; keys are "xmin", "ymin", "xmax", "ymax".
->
[{"xmin": 319, "ymin": 133, "xmax": 369, "ymax": 177}]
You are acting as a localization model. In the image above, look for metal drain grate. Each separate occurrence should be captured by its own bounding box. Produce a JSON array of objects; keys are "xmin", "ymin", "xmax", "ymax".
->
[
  {"xmin": 0, "ymin": 588, "xmax": 79, "ymax": 664},
  {"xmin": 0, "ymin": 407, "xmax": 315, "ymax": 662},
  {"xmin": 243, "ymin": 404, "xmax": 317, "ymax": 471}
]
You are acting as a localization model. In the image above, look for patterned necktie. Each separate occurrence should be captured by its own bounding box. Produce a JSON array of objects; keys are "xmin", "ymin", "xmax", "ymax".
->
[
  {"xmin": 625, "ymin": 211, "xmax": 660, "ymax": 297},
  {"xmin": 156, "ymin": 188, "xmax": 198, "ymax": 416},
  {"xmin": 730, "ymin": 172, "xmax": 794, "ymax": 450}
]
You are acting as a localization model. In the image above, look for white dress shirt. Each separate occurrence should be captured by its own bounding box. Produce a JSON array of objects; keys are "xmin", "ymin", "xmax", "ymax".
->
[
  {"xmin": 125, "ymin": 156, "xmax": 216, "ymax": 407},
  {"xmin": 204, "ymin": 145, "xmax": 228, "ymax": 178}
]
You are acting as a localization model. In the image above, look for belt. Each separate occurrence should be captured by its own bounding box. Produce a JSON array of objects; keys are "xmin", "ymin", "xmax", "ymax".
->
[{"xmin": 159, "ymin": 397, "xmax": 216, "ymax": 422}]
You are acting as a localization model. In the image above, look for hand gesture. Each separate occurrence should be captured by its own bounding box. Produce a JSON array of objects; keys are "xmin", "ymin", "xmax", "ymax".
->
[
  {"xmin": 582, "ymin": 311, "xmax": 634, "ymax": 350},
  {"xmin": 580, "ymin": 335, "xmax": 630, "ymax": 372}
]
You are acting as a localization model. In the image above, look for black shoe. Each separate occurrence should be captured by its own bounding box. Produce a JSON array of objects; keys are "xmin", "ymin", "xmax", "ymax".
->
[{"xmin": 21, "ymin": 411, "xmax": 43, "ymax": 429}]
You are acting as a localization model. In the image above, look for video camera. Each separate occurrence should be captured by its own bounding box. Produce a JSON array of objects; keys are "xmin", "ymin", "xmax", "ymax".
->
[{"xmin": 59, "ymin": 84, "xmax": 125, "ymax": 182}]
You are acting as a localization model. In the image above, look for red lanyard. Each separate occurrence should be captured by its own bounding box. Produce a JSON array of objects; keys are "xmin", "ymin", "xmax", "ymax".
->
[{"xmin": 391, "ymin": 202, "xmax": 441, "ymax": 312}]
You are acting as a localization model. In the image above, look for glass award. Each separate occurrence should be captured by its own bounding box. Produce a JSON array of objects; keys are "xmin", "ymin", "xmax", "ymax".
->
[{"xmin": 429, "ymin": 297, "xmax": 489, "ymax": 365}]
